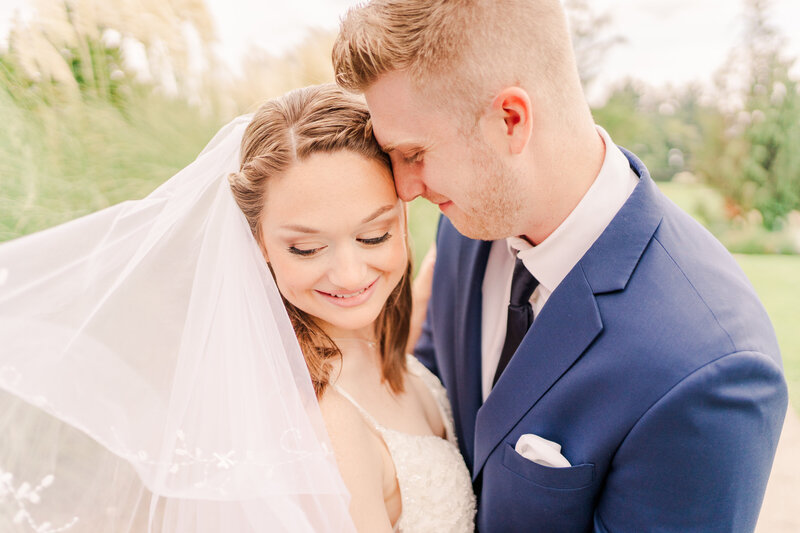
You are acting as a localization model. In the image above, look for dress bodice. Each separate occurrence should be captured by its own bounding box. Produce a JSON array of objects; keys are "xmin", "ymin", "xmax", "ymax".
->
[{"xmin": 333, "ymin": 355, "xmax": 476, "ymax": 533}]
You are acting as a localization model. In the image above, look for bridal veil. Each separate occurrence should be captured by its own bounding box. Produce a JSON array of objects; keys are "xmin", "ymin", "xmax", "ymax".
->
[{"xmin": 0, "ymin": 115, "xmax": 355, "ymax": 532}]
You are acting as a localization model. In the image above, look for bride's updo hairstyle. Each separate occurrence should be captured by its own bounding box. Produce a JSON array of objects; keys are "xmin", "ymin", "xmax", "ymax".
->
[{"xmin": 228, "ymin": 84, "xmax": 412, "ymax": 398}]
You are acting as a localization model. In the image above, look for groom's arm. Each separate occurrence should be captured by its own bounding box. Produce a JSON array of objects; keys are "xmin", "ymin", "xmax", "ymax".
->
[
  {"xmin": 593, "ymin": 350, "xmax": 787, "ymax": 532},
  {"xmin": 413, "ymin": 299, "xmax": 439, "ymax": 377},
  {"xmin": 412, "ymin": 215, "xmax": 445, "ymax": 378}
]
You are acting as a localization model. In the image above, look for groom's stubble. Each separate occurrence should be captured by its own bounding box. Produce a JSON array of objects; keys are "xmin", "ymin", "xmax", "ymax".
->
[{"xmin": 457, "ymin": 131, "xmax": 527, "ymax": 242}]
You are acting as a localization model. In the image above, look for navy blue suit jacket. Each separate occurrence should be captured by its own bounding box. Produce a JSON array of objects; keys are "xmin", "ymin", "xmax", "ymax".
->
[{"xmin": 415, "ymin": 150, "xmax": 788, "ymax": 532}]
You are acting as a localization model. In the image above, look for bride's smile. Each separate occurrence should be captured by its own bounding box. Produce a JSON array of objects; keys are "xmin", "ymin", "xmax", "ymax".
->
[
  {"xmin": 315, "ymin": 276, "xmax": 380, "ymax": 307},
  {"xmin": 259, "ymin": 150, "xmax": 408, "ymax": 337}
]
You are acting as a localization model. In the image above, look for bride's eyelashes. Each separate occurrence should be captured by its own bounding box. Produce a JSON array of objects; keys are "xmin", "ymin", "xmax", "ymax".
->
[
  {"xmin": 288, "ymin": 245, "xmax": 325, "ymax": 257},
  {"xmin": 358, "ymin": 231, "xmax": 392, "ymax": 246},
  {"xmin": 287, "ymin": 232, "xmax": 392, "ymax": 257}
]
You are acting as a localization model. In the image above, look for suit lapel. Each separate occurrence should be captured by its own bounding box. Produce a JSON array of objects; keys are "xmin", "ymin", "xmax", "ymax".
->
[
  {"xmin": 472, "ymin": 267, "xmax": 603, "ymax": 479},
  {"xmin": 452, "ymin": 237, "xmax": 492, "ymax": 469},
  {"xmin": 470, "ymin": 149, "xmax": 664, "ymax": 479}
]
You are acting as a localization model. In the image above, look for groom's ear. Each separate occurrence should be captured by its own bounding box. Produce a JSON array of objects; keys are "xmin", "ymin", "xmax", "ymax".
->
[{"xmin": 485, "ymin": 87, "xmax": 533, "ymax": 155}]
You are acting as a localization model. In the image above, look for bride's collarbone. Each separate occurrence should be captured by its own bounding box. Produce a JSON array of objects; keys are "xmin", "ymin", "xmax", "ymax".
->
[{"xmin": 331, "ymin": 370, "xmax": 442, "ymax": 438}]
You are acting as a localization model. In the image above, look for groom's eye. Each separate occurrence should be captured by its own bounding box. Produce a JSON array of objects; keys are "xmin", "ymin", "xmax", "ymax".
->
[{"xmin": 403, "ymin": 152, "xmax": 423, "ymax": 164}]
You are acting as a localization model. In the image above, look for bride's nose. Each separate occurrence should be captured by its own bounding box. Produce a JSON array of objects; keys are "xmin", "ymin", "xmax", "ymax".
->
[{"xmin": 327, "ymin": 244, "xmax": 368, "ymax": 290}]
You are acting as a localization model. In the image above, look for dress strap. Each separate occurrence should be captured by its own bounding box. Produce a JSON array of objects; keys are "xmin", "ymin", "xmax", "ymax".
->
[
  {"xmin": 331, "ymin": 384, "xmax": 384, "ymax": 431},
  {"xmin": 331, "ymin": 385, "xmax": 402, "ymax": 531},
  {"xmin": 405, "ymin": 355, "xmax": 457, "ymax": 444}
]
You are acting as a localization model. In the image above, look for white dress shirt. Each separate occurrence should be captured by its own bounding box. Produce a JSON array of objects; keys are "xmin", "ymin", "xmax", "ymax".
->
[{"xmin": 480, "ymin": 127, "xmax": 640, "ymax": 401}]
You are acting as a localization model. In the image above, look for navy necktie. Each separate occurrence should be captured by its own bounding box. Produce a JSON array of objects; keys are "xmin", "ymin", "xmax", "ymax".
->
[{"xmin": 493, "ymin": 257, "xmax": 539, "ymax": 387}]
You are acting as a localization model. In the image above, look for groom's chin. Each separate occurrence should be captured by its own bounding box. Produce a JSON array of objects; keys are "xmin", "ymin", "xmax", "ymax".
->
[{"xmin": 447, "ymin": 214, "xmax": 513, "ymax": 242}]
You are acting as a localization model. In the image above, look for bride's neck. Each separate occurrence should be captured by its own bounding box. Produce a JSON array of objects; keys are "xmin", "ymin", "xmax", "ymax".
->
[
  {"xmin": 319, "ymin": 322, "xmax": 384, "ymax": 379},
  {"xmin": 320, "ymin": 320, "xmax": 378, "ymax": 348},
  {"xmin": 331, "ymin": 337, "xmax": 381, "ymax": 367}
]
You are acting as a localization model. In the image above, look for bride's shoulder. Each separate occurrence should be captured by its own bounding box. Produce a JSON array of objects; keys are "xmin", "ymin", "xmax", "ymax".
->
[
  {"xmin": 317, "ymin": 387, "xmax": 390, "ymax": 516},
  {"xmin": 318, "ymin": 387, "xmax": 383, "ymax": 457},
  {"xmin": 319, "ymin": 387, "xmax": 373, "ymax": 436}
]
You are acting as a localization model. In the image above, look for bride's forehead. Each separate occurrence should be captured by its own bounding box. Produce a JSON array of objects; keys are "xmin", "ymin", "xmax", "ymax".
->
[
  {"xmin": 264, "ymin": 152, "xmax": 397, "ymax": 209},
  {"xmin": 272, "ymin": 199, "xmax": 402, "ymax": 228},
  {"xmin": 261, "ymin": 181, "xmax": 402, "ymax": 233}
]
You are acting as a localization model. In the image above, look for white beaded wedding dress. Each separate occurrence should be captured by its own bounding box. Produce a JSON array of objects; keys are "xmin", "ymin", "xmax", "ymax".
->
[{"xmin": 334, "ymin": 355, "xmax": 476, "ymax": 533}]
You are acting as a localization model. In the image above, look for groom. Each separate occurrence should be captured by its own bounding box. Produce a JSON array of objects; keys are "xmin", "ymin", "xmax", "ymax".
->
[{"xmin": 334, "ymin": 1, "xmax": 788, "ymax": 531}]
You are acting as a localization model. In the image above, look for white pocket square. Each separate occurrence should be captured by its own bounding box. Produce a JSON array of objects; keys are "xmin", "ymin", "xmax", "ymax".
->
[{"xmin": 514, "ymin": 433, "xmax": 572, "ymax": 468}]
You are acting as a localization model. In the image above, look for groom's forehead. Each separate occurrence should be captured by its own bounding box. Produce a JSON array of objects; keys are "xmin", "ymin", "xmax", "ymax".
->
[
  {"xmin": 367, "ymin": 102, "xmax": 424, "ymax": 148},
  {"xmin": 368, "ymin": 105, "xmax": 445, "ymax": 155},
  {"xmin": 365, "ymin": 71, "xmax": 439, "ymax": 136},
  {"xmin": 376, "ymin": 136, "xmax": 425, "ymax": 154}
]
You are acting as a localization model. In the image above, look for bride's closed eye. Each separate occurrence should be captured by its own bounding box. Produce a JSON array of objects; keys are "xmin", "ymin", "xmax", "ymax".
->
[
  {"xmin": 288, "ymin": 244, "xmax": 326, "ymax": 257},
  {"xmin": 358, "ymin": 232, "xmax": 392, "ymax": 246},
  {"xmin": 287, "ymin": 232, "xmax": 391, "ymax": 257}
]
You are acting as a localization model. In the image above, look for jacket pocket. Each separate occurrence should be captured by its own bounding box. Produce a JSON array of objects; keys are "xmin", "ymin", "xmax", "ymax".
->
[{"xmin": 502, "ymin": 442, "xmax": 594, "ymax": 490}]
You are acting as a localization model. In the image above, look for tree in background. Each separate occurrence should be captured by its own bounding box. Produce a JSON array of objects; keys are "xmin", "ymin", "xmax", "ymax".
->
[
  {"xmin": 590, "ymin": 0, "xmax": 799, "ymax": 237},
  {"xmin": 592, "ymin": 81, "xmax": 717, "ymax": 182},
  {"xmin": 701, "ymin": 0, "xmax": 800, "ymax": 230},
  {"xmin": 564, "ymin": 0, "xmax": 625, "ymax": 92},
  {"xmin": 1, "ymin": 0, "xmax": 219, "ymax": 106},
  {"xmin": 0, "ymin": 0, "xmax": 223, "ymax": 240},
  {"xmin": 225, "ymin": 29, "xmax": 336, "ymax": 113},
  {"xmin": 565, "ymin": 0, "xmax": 708, "ymax": 183}
]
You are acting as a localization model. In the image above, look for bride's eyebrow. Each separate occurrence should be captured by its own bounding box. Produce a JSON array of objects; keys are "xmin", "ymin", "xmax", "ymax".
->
[
  {"xmin": 280, "ymin": 224, "xmax": 320, "ymax": 234},
  {"xmin": 361, "ymin": 204, "xmax": 398, "ymax": 224},
  {"xmin": 279, "ymin": 205, "xmax": 397, "ymax": 234}
]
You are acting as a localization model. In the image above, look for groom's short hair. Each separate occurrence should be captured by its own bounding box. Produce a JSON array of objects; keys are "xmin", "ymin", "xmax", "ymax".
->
[{"xmin": 332, "ymin": 0, "xmax": 580, "ymax": 118}]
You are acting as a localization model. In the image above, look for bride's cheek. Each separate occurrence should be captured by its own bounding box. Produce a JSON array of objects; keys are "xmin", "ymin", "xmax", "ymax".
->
[{"xmin": 384, "ymin": 242, "xmax": 409, "ymax": 275}]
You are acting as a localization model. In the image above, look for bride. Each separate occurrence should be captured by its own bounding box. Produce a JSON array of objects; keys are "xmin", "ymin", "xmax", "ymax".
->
[{"xmin": 0, "ymin": 84, "xmax": 475, "ymax": 532}]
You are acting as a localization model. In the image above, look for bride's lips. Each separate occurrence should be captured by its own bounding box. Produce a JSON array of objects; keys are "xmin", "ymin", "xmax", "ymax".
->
[{"xmin": 315, "ymin": 277, "xmax": 379, "ymax": 308}]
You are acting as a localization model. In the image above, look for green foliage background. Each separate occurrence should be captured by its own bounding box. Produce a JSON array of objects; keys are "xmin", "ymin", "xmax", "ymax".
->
[{"xmin": 0, "ymin": 88, "xmax": 221, "ymax": 241}]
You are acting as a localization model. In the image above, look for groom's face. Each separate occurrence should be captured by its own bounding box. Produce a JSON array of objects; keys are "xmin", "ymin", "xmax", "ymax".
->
[{"xmin": 365, "ymin": 70, "xmax": 523, "ymax": 240}]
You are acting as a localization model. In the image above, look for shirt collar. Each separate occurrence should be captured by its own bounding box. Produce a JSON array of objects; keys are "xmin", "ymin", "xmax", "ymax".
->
[{"xmin": 505, "ymin": 126, "xmax": 638, "ymax": 293}]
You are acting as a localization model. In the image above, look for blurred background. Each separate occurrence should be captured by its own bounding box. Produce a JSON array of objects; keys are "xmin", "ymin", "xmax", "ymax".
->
[{"xmin": 0, "ymin": 0, "xmax": 797, "ymax": 529}]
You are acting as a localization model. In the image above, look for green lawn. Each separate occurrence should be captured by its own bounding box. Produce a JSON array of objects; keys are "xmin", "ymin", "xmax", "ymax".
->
[{"xmin": 735, "ymin": 254, "xmax": 800, "ymax": 411}]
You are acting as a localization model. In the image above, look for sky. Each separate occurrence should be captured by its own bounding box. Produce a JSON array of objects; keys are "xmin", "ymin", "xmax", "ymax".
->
[{"xmin": 2, "ymin": 0, "xmax": 800, "ymax": 101}]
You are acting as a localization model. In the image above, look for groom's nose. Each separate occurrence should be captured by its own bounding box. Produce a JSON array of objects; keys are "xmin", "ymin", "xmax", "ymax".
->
[{"xmin": 393, "ymin": 169, "xmax": 425, "ymax": 202}]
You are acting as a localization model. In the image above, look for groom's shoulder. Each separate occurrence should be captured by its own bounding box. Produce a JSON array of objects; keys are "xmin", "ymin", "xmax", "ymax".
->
[{"xmin": 630, "ymin": 196, "xmax": 779, "ymax": 361}]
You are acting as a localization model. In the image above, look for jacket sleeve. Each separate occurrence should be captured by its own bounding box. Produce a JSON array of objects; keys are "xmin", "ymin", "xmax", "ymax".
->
[
  {"xmin": 413, "ymin": 300, "xmax": 438, "ymax": 377},
  {"xmin": 593, "ymin": 350, "xmax": 788, "ymax": 532},
  {"xmin": 412, "ymin": 215, "xmax": 445, "ymax": 378}
]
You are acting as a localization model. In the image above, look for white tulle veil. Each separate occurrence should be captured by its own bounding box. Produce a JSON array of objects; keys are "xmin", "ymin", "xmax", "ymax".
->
[{"xmin": 0, "ymin": 115, "xmax": 355, "ymax": 532}]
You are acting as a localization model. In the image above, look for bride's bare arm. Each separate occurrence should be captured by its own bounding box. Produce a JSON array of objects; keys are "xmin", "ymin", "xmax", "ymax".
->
[{"xmin": 319, "ymin": 390, "xmax": 394, "ymax": 533}]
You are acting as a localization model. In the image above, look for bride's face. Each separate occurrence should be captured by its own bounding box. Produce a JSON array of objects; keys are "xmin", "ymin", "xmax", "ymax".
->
[{"xmin": 259, "ymin": 150, "xmax": 408, "ymax": 338}]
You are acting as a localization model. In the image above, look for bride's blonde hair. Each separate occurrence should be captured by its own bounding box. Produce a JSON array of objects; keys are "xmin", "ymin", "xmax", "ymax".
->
[{"xmin": 228, "ymin": 84, "xmax": 412, "ymax": 398}]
